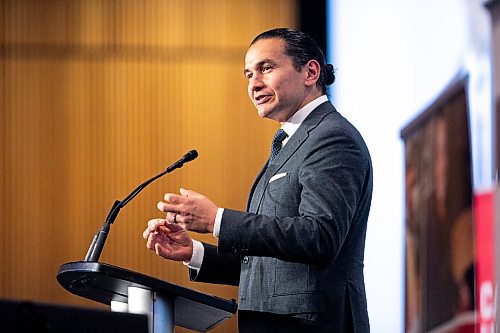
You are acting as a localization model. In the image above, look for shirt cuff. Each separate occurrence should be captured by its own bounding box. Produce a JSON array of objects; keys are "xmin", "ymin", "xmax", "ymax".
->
[
  {"xmin": 213, "ymin": 207, "xmax": 224, "ymax": 239},
  {"xmin": 183, "ymin": 239, "xmax": 204, "ymax": 271}
]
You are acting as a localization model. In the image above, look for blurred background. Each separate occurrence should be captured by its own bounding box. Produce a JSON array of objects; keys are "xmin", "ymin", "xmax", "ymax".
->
[{"xmin": 0, "ymin": 0, "xmax": 498, "ymax": 332}]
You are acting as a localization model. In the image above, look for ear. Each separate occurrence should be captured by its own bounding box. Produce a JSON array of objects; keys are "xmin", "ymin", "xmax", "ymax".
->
[{"xmin": 304, "ymin": 59, "xmax": 321, "ymax": 87}]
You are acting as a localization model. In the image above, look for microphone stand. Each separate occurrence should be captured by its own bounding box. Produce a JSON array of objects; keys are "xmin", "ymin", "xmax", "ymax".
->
[{"xmin": 84, "ymin": 150, "xmax": 198, "ymax": 262}]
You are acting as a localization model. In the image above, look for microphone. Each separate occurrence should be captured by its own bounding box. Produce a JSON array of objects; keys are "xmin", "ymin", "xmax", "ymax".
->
[
  {"xmin": 84, "ymin": 150, "xmax": 199, "ymax": 262},
  {"xmin": 166, "ymin": 150, "xmax": 198, "ymax": 172}
]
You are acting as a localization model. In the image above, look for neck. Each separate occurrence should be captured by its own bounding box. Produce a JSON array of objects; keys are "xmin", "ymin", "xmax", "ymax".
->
[
  {"xmin": 302, "ymin": 90, "xmax": 324, "ymax": 107},
  {"xmin": 279, "ymin": 90, "xmax": 324, "ymax": 124}
]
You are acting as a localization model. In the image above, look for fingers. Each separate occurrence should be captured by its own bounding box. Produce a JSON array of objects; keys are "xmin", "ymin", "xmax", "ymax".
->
[
  {"xmin": 145, "ymin": 224, "xmax": 193, "ymax": 261},
  {"xmin": 155, "ymin": 243, "xmax": 165, "ymax": 257},
  {"xmin": 145, "ymin": 224, "xmax": 178, "ymax": 253},
  {"xmin": 158, "ymin": 211, "xmax": 183, "ymax": 227},
  {"xmin": 163, "ymin": 219, "xmax": 185, "ymax": 232},
  {"xmin": 158, "ymin": 201, "xmax": 181, "ymax": 214},
  {"xmin": 154, "ymin": 240, "xmax": 193, "ymax": 262},
  {"xmin": 163, "ymin": 192, "xmax": 185, "ymax": 204},
  {"xmin": 159, "ymin": 188, "xmax": 200, "ymax": 213},
  {"xmin": 143, "ymin": 218, "xmax": 166, "ymax": 239},
  {"xmin": 157, "ymin": 201, "xmax": 187, "ymax": 228},
  {"xmin": 180, "ymin": 188, "xmax": 197, "ymax": 197},
  {"xmin": 146, "ymin": 233, "xmax": 156, "ymax": 250},
  {"xmin": 157, "ymin": 192, "xmax": 183, "ymax": 214}
]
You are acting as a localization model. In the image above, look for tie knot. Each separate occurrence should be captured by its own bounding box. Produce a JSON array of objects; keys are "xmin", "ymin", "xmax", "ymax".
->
[
  {"xmin": 273, "ymin": 129, "xmax": 288, "ymax": 144},
  {"xmin": 269, "ymin": 129, "xmax": 288, "ymax": 162}
]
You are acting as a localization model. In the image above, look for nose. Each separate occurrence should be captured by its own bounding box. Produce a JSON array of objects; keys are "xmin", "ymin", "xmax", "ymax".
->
[{"xmin": 248, "ymin": 74, "xmax": 264, "ymax": 92}]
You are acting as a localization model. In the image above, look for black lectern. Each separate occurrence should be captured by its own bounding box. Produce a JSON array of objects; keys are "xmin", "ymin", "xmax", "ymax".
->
[
  {"xmin": 57, "ymin": 151, "xmax": 237, "ymax": 332},
  {"xmin": 57, "ymin": 261, "xmax": 237, "ymax": 332}
]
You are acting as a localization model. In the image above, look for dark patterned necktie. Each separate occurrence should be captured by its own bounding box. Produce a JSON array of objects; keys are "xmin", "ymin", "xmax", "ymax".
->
[{"xmin": 269, "ymin": 128, "xmax": 288, "ymax": 162}]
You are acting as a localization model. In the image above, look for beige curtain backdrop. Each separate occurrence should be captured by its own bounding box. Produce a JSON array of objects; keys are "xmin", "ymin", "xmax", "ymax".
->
[{"xmin": 0, "ymin": 1, "xmax": 297, "ymax": 331}]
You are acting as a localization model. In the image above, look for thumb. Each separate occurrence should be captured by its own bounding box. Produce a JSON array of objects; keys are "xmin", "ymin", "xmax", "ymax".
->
[
  {"xmin": 155, "ymin": 243, "xmax": 164, "ymax": 256},
  {"xmin": 155, "ymin": 243, "xmax": 170, "ymax": 259}
]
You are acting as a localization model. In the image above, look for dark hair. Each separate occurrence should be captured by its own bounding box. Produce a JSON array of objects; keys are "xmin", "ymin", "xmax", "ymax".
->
[{"xmin": 250, "ymin": 28, "xmax": 335, "ymax": 94}]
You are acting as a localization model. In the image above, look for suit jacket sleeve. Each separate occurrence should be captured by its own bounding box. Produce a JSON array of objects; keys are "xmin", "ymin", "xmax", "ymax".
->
[
  {"xmin": 189, "ymin": 242, "xmax": 241, "ymax": 286},
  {"xmin": 217, "ymin": 123, "xmax": 372, "ymax": 266}
]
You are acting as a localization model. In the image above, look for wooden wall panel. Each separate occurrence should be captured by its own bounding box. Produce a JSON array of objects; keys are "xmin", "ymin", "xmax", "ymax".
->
[{"xmin": 0, "ymin": 1, "xmax": 298, "ymax": 331}]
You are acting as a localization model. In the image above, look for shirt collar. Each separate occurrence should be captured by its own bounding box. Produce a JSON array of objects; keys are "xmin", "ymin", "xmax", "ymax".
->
[{"xmin": 281, "ymin": 95, "xmax": 328, "ymax": 145}]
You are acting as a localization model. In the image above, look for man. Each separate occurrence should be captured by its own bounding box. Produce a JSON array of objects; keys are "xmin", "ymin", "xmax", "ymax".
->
[{"xmin": 143, "ymin": 28, "xmax": 373, "ymax": 332}]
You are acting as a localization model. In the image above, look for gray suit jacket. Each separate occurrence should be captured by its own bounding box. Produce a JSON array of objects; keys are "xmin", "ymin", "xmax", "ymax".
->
[{"xmin": 191, "ymin": 101, "xmax": 373, "ymax": 332}]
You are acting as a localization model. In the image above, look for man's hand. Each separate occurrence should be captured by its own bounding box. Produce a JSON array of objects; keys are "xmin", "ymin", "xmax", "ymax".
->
[
  {"xmin": 143, "ymin": 218, "xmax": 193, "ymax": 262},
  {"xmin": 157, "ymin": 188, "xmax": 218, "ymax": 234}
]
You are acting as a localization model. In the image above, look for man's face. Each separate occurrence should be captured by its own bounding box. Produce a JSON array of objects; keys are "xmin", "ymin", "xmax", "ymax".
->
[{"xmin": 244, "ymin": 38, "xmax": 309, "ymax": 122}]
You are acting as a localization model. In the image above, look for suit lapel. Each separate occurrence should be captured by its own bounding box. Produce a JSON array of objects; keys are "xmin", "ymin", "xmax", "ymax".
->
[{"xmin": 247, "ymin": 101, "xmax": 335, "ymax": 213}]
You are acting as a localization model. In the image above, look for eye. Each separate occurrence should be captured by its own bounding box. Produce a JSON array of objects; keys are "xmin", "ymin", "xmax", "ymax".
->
[
  {"xmin": 262, "ymin": 65, "xmax": 273, "ymax": 73},
  {"xmin": 245, "ymin": 72, "xmax": 253, "ymax": 80}
]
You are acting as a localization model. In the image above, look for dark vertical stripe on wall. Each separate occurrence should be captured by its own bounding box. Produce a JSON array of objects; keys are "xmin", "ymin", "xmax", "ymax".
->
[{"xmin": 299, "ymin": 0, "xmax": 327, "ymax": 56}]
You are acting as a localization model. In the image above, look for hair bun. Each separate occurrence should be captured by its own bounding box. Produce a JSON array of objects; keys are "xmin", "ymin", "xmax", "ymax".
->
[{"xmin": 325, "ymin": 64, "xmax": 335, "ymax": 85}]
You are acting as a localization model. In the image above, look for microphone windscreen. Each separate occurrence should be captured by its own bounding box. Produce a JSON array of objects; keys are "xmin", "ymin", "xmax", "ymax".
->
[{"xmin": 184, "ymin": 150, "xmax": 198, "ymax": 162}]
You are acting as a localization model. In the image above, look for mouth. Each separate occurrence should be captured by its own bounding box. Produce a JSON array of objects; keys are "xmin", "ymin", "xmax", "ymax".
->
[{"xmin": 254, "ymin": 94, "xmax": 273, "ymax": 105}]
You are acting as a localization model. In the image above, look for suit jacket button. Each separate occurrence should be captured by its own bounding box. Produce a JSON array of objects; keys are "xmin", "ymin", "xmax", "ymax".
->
[{"xmin": 242, "ymin": 256, "xmax": 249, "ymax": 264}]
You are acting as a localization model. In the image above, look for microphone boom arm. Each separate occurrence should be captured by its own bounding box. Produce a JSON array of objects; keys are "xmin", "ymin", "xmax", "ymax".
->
[{"xmin": 84, "ymin": 150, "xmax": 198, "ymax": 262}]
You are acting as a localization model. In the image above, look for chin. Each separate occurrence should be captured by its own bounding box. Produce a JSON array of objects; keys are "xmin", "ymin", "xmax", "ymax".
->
[
  {"xmin": 256, "ymin": 105, "xmax": 282, "ymax": 121},
  {"xmin": 256, "ymin": 108, "xmax": 270, "ymax": 119}
]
